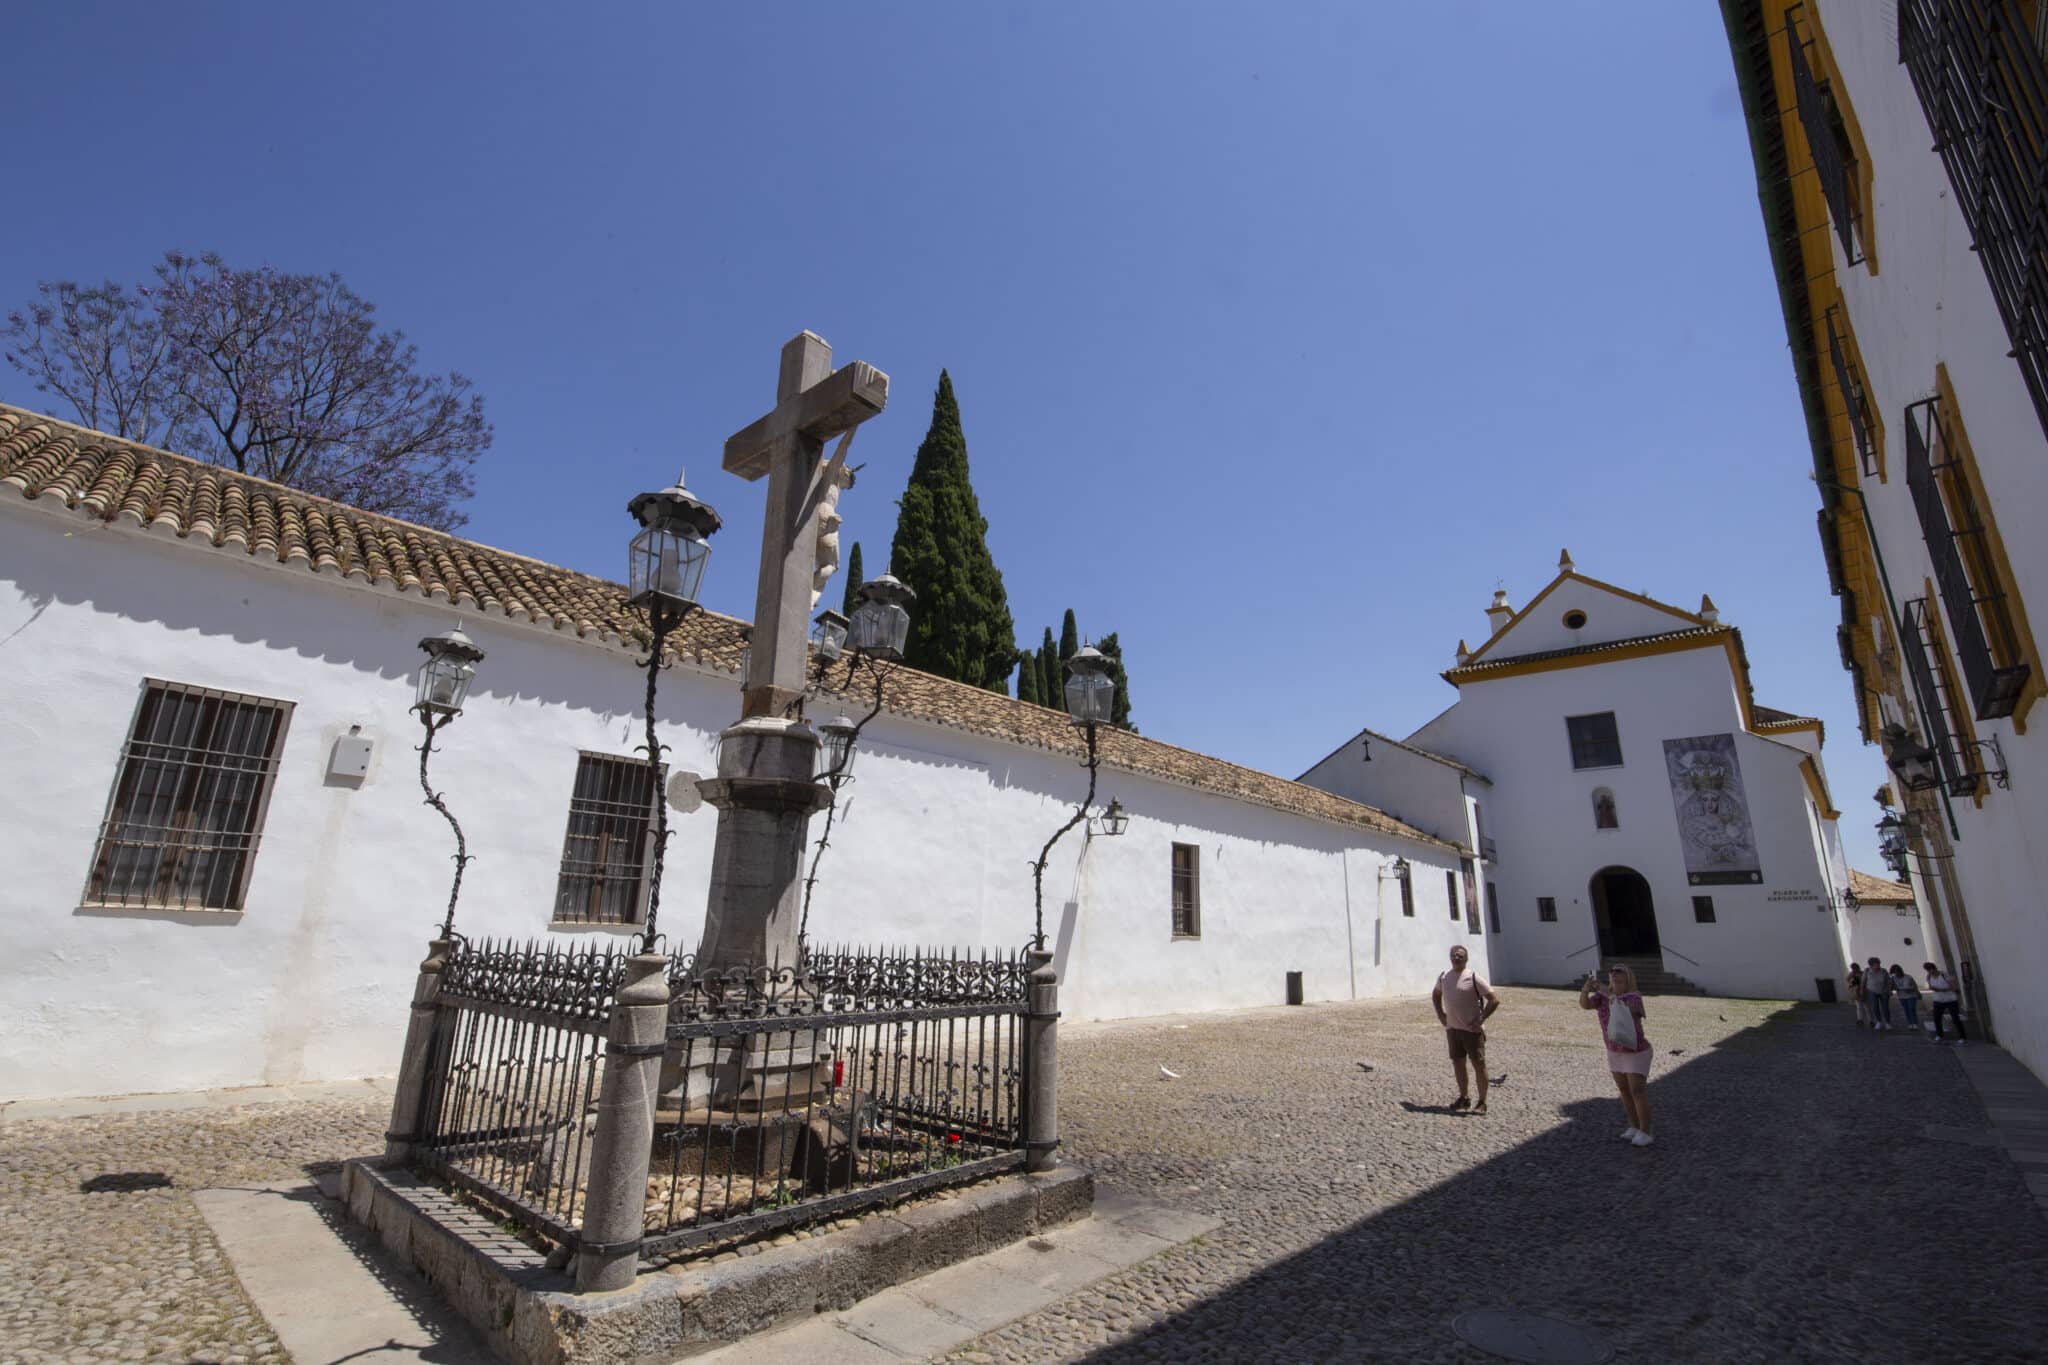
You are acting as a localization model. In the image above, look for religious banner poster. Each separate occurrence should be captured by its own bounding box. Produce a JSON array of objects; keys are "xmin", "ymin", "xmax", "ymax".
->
[{"xmin": 1663, "ymin": 733, "xmax": 1763, "ymax": 885}]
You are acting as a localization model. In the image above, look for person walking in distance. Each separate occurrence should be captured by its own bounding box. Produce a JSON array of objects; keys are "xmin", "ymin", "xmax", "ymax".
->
[
  {"xmin": 1891, "ymin": 964, "xmax": 1923, "ymax": 1035},
  {"xmin": 1432, "ymin": 944, "xmax": 1501, "ymax": 1115},
  {"xmin": 1847, "ymin": 963, "xmax": 1870, "ymax": 1028},
  {"xmin": 1865, "ymin": 957, "xmax": 1895, "ymax": 1032},
  {"xmin": 1582, "ymin": 963, "xmax": 1655, "ymax": 1146},
  {"xmin": 1926, "ymin": 962, "xmax": 1969, "ymax": 1044}
]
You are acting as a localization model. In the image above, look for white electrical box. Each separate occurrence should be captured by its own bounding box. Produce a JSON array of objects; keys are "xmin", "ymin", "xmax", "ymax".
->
[{"xmin": 330, "ymin": 733, "xmax": 374, "ymax": 779}]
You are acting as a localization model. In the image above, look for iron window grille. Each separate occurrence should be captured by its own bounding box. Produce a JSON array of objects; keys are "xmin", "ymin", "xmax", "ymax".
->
[
  {"xmin": 1826, "ymin": 308, "xmax": 1879, "ymax": 477},
  {"xmin": 1399, "ymin": 869, "xmax": 1416, "ymax": 918},
  {"xmin": 552, "ymin": 754, "xmax": 666, "ymax": 925},
  {"xmin": 1693, "ymin": 895, "xmax": 1717, "ymax": 924},
  {"xmin": 1486, "ymin": 883, "xmax": 1502, "ymax": 934},
  {"xmin": 85, "ymin": 680, "xmax": 293, "ymax": 912},
  {"xmin": 1899, "ymin": 0, "xmax": 2048, "ymax": 439},
  {"xmin": 1445, "ymin": 870, "xmax": 1460, "ymax": 923},
  {"xmin": 1537, "ymin": 896, "xmax": 1558, "ymax": 923},
  {"xmin": 1904, "ymin": 396, "xmax": 2031, "ymax": 719},
  {"xmin": 1789, "ymin": 7, "xmax": 1866, "ymax": 265},
  {"xmin": 1900, "ymin": 597, "xmax": 1985, "ymax": 797},
  {"xmin": 1566, "ymin": 712, "xmax": 1624, "ymax": 770},
  {"xmin": 1460, "ymin": 859, "xmax": 1481, "ymax": 934},
  {"xmin": 1171, "ymin": 843, "xmax": 1201, "ymax": 938}
]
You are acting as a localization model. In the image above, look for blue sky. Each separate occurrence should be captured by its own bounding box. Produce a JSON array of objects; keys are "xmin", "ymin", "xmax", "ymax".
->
[{"xmin": 2, "ymin": 2, "xmax": 1890, "ymax": 872}]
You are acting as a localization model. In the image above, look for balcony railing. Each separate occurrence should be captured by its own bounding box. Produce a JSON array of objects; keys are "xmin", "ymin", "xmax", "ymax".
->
[
  {"xmin": 1899, "ymin": 0, "xmax": 2048, "ymax": 438},
  {"xmin": 1904, "ymin": 397, "xmax": 2030, "ymax": 719},
  {"xmin": 1825, "ymin": 309, "xmax": 1878, "ymax": 476},
  {"xmin": 1900, "ymin": 597, "xmax": 1984, "ymax": 797}
]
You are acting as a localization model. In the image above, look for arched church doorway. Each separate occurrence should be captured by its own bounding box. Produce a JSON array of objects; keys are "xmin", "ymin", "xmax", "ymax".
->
[{"xmin": 1590, "ymin": 866, "xmax": 1660, "ymax": 958}]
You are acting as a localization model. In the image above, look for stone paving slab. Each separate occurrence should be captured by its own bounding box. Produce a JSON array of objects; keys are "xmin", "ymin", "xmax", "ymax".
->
[
  {"xmin": 0, "ymin": 1075, "xmax": 393, "ymax": 1122},
  {"xmin": 1953, "ymin": 1041, "xmax": 2048, "ymax": 1216},
  {"xmin": 190, "ymin": 1182, "xmax": 496, "ymax": 1364}
]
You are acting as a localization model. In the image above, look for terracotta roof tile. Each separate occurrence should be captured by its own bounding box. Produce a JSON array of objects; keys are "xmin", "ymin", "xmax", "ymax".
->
[
  {"xmin": 1446, "ymin": 625, "xmax": 1731, "ymax": 677},
  {"xmin": 0, "ymin": 403, "xmax": 1452, "ymax": 850},
  {"xmin": 1848, "ymin": 868, "xmax": 1915, "ymax": 905}
]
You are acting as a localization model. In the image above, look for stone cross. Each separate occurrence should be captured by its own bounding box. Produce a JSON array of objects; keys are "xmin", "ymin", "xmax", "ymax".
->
[{"xmin": 723, "ymin": 332, "xmax": 889, "ymax": 718}]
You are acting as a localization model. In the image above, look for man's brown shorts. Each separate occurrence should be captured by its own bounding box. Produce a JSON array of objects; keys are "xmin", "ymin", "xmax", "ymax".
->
[{"xmin": 1446, "ymin": 1028, "xmax": 1485, "ymax": 1064}]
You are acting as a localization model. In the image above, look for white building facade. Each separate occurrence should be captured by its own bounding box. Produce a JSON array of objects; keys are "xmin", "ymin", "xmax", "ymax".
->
[
  {"xmin": 1724, "ymin": 0, "xmax": 2048, "ymax": 1079},
  {"xmin": 1303, "ymin": 559, "xmax": 1853, "ymax": 1002},
  {"xmin": 0, "ymin": 406, "xmax": 1478, "ymax": 1102}
]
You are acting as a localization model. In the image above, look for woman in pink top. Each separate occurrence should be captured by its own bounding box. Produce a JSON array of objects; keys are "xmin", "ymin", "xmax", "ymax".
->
[{"xmin": 1580, "ymin": 963, "xmax": 1655, "ymax": 1147}]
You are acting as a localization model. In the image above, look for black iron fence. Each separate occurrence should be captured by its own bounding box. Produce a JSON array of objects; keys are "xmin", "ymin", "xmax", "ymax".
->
[{"xmin": 401, "ymin": 938, "xmax": 1034, "ymax": 1267}]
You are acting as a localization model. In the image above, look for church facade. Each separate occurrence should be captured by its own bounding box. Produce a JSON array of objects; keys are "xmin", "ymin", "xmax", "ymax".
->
[
  {"xmin": 0, "ymin": 404, "xmax": 1477, "ymax": 1103},
  {"xmin": 1301, "ymin": 556, "xmax": 1858, "ymax": 1003}
]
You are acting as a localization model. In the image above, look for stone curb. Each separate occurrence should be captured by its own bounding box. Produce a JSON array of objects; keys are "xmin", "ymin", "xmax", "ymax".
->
[{"xmin": 340, "ymin": 1157, "xmax": 1093, "ymax": 1364}]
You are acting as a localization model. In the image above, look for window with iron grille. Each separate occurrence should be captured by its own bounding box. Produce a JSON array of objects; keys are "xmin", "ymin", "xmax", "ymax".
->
[
  {"xmin": 1399, "ymin": 867, "xmax": 1415, "ymax": 917},
  {"xmin": 1693, "ymin": 895, "xmax": 1717, "ymax": 924},
  {"xmin": 1789, "ymin": 9, "xmax": 1865, "ymax": 265},
  {"xmin": 85, "ymin": 680, "xmax": 294, "ymax": 911},
  {"xmin": 1537, "ymin": 896, "xmax": 1558, "ymax": 923},
  {"xmin": 552, "ymin": 754, "xmax": 665, "ymax": 925},
  {"xmin": 1900, "ymin": 0, "xmax": 2048, "ymax": 440},
  {"xmin": 1445, "ymin": 870, "xmax": 1460, "ymax": 922},
  {"xmin": 1899, "ymin": 598, "xmax": 1983, "ymax": 798},
  {"xmin": 1486, "ymin": 883, "xmax": 1502, "ymax": 934},
  {"xmin": 1171, "ymin": 843, "xmax": 1200, "ymax": 938},
  {"xmin": 1460, "ymin": 858, "xmax": 1481, "ymax": 934},
  {"xmin": 1904, "ymin": 394, "xmax": 2032, "ymax": 720},
  {"xmin": 1566, "ymin": 713, "xmax": 1623, "ymax": 770},
  {"xmin": 1826, "ymin": 308, "xmax": 1879, "ymax": 477}
]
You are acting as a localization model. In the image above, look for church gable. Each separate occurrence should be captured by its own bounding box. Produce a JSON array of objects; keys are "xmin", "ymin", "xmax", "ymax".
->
[{"xmin": 1469, "ymin": 564, "xmax": 1705, "ymax": 664}]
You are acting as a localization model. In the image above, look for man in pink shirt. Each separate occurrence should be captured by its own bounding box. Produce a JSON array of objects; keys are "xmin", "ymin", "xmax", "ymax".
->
[{"xmin": 1433, "ymin": 944, "xmax": 1501, "ymax": 1114}]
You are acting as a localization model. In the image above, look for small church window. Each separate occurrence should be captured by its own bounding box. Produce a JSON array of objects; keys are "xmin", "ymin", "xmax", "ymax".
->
[
  {"xmin": 1563, "ymin": 609, "xmax": 1588, "ymax": 630},
  {"xmin": 1171, "ymin": 844, "xmax": 1201, "ymax": 938},
  {"xmin": 1399, "ymin": 867, "xmax": 1415, "ymax": 917},
  {"xmin": 1446, "ymin": 870, "xmax": 1460, "ymax": 922},
  {"xmin": 85, "ymin": 679, "xmax": 295, "ymax": 912},
  {"xmin": 1486, "ymin": 883, "xmax": 1502, "ymax": 934},
  {"xmin": 1566, "ymin": 712, "xmax": 1624, "ymax": 769},
  {"xmin": 1593, "ymin": 788, "xmax": 1619, "ymax": 830},
  {"xmin": 553, "ymin": 754, "xmax": 666, "ymax": 925},
  {"xmin": 1537, "ymin": 896, "xmax": 1558, "ymax": 922},
  {"xmin": 1693, "ymin": 895, "xmax": 1717, "ymax": 924}
]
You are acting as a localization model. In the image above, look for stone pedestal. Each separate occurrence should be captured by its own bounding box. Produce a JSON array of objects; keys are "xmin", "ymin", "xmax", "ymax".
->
[
  {"xmin": 663, "ymin": 715, "xmax": 834, "ymax": 1113},
  {"xmin": 384, "ymin": 936, "xmax": 452, "ymax": 1163},
  {"xmin": 574, "ymin": 952, "xmax": 671, "ymax": 1293}
]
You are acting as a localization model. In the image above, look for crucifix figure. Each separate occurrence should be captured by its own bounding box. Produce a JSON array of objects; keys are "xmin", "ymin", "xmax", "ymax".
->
[{"xmin": 669, "ymin": 332, "xmax": 888, "ymax": 1110}]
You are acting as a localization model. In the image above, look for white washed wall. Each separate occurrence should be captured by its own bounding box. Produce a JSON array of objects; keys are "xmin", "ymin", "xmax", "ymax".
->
[
  {"xmin": 1809, "ymin": 0, "xmax": 2048, "ymax": 1079},
  {"xmin": 0, "ymin": 500, "xmax": 1460, "ymax": 1100},
  {"xmin": 1408, "ymin": 645, "xmax": 1844, "ymax": 1000}
]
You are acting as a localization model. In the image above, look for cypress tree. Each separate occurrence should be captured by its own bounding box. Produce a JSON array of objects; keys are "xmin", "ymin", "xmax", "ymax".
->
[
  {"xmin": 889, "ymin": 372, "xmax": 1016, "ymax": 693},
  {"xmin": 1038, "ymin": 629, "xmax": 1060, "ymax": 710},
  {"xmin": 1016, "ymin": 648, "xmax": 1041, "ymax": 706},
  {"xmin": 842, "ymin": 541, "xmax": 864, "ymax": 615},
  {"xmin": 1097, "ymin": 632, "xmax": 1137, "ymax": 732},
  {"xmin": 1059, "ymin": 608, "xmax": 1079, "ymax": 665}
]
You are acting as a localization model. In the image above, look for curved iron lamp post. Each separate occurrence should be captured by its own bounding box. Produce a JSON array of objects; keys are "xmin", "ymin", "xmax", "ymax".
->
[
  {"xmin": 414, "ymin": 625, "xmax": 486, "ymax": 940},
  {"xmin": 626, "ymin": 470, "xmax": 722, "ymax": 953},
  {"xmin": 1030, "ymin": 642, "xmax": 1124, "ymax": 951},
  {"xmin": 796, "ymin": 573, "xmax": 916, "ymax": 954}
]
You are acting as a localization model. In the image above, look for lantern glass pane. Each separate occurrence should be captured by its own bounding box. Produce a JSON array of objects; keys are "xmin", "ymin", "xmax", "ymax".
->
[
  {"xmin": 813, "ymin": 615, "xmax": 848, "ymax": 660},
  {"xmin": 850, "ymin": 601, "xmax": 910, "ymax": 659},
  {"xmin": 630, "ymin": 523, "xmax": 710, "ymax": 606},
  {"xmin": 417, "ymin": 655, "xmax": 475, "ymax": 713},
  {"xmin": 1065, "ymin": 670, "xmax": 1113, "ymax": 724}
]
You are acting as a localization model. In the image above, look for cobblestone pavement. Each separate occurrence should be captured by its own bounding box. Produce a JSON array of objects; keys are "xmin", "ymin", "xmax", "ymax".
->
[
  {"xmin": 0, "ymin": 1094, "xmax": 383, "ymax": 1364},
  {"xmin": 6, "ymin": 992, "xmax": 2045, "ymax": 1364},
  {"xmin": 954, "ymin": 989, "xmax": 2048, "ymax": 1364}
]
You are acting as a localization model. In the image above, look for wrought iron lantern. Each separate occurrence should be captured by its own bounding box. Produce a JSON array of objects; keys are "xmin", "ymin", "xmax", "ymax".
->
[
  {"xmin": 1881, "ymin": 721, "xmax": 1942, "ymax": 794},
  {"xmin": 415, "ymin": 625, "xmax": 485, "ymax": 717},
  {"xmin": 812, "ymin": 608, "xmax": 849, "ymax": 662},
  {"xmin": 626, "ymin": 471, "xmax": 722, "ymax": 623},
  {"xmin": 1097, "ymin": 796, "xmax": 1128, "ymax": 837},
  {"xmin": 819, "ymin": 713, "xmax": 859, "ymax": 783},
  {"xmin": 850, "ymin": 572, "xmax": 915, "ymax": 660},
  {"xmin": 1063, "ymin": 643, "xmax": 1115, "ymax": 727}
]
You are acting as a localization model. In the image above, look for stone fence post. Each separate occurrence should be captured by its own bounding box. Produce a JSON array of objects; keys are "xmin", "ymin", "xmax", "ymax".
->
[
  {"xmin": 385, "ymin": 937, "xmax": 452, "ymax": 1163},
  {"xmin": 575, "ymin": 952, "xmax": 671, "ymax": 1293},
  {"xmin": 1024, "ymin": 948, "xmax": 1060, "ymax": 1173}
]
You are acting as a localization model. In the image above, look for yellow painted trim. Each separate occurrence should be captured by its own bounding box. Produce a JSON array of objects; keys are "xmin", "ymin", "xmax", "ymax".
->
[
  {"xmin": 1799, "ymin": 755, "xmax": 1842, "ymax": 821},
  {"xmin": 1918, "ymin": 576, "xmax": 1989, "ymax": 810},
  {"xmin": 1932, "ymin": 364, "xmax": 2043, "ymax": 735},
  {"xmin": 1762, "ymin": 718, "xmax": 1824, "ymax": 740},
  {"xmin": 1465, "ymin": 571, "xmax": 1706, "ymax": 664},
  {"xmin": 1791, "ymin": 2, "xmax": 1879, "ymax": 275},
  {"xmin": 1446, "ymin": 627, "xmax": 1729, "ymax": 685}
]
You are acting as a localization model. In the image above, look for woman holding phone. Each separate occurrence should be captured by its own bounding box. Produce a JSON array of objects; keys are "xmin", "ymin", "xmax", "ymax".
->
[{"xmin": 1581, "ymin": 963, "xmax": 1655, "ymax": 1147}]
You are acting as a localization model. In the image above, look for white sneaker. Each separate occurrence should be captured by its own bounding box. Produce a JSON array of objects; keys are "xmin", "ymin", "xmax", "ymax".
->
[
  {"xmin": 1631, "ymin": 1131, "xmax": 1655, "ymax": 1147},
  {"xmin": 1620, "ymin": 1126, "xmax": 1640, "ymax": 1141}
]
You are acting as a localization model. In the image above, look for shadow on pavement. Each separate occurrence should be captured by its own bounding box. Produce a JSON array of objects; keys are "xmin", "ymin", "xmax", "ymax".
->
[{"xmin": 1082, "ymin": 1005, "xmax": 2048, "ymax": 1364}]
